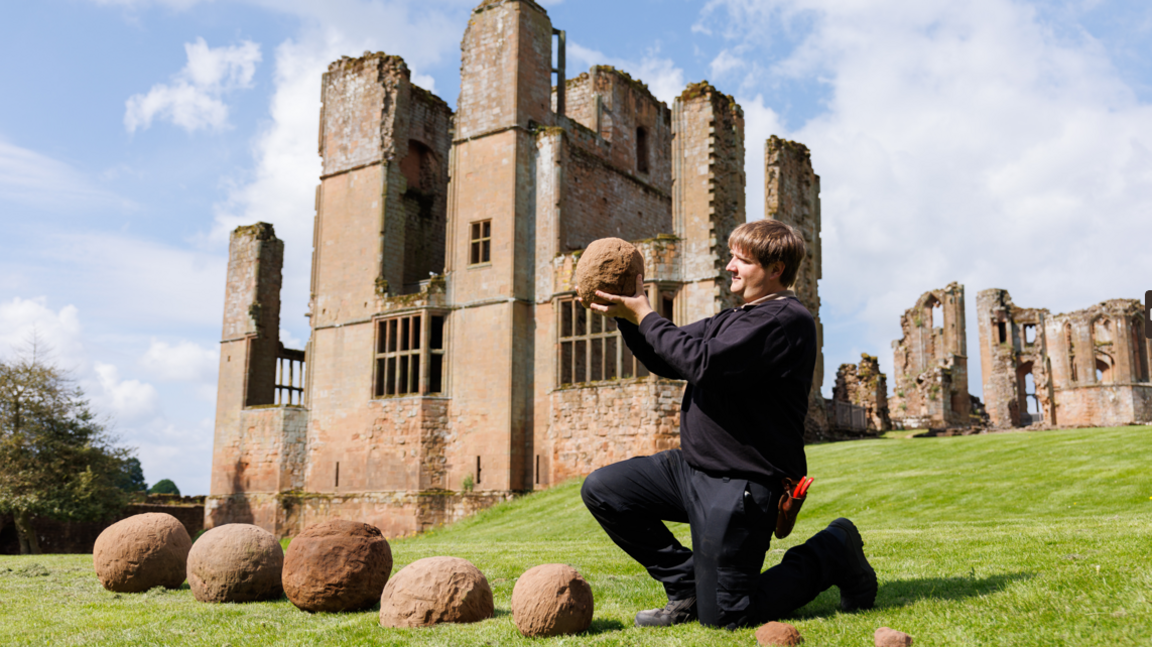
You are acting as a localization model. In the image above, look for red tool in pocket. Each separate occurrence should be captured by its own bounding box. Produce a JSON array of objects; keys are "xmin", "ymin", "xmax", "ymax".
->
[{"xmin": 776, "ymin": 476, "xmax": 813, "ymax": 539}]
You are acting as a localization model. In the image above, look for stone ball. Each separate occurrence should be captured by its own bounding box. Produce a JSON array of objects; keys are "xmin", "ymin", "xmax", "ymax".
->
[
  {"xmin": 282, "ymin": 519, "xmax": 393, "ymax": 613},
  {"xmin": 93, "ymin": 512, "xmax": 192, "ymax": 593},
  {"xmin": 875, "ymin": 627, "xmax": 914, "ymax": 647},
  {"xmin": 379, "ymin": 556, "xmax": 494, "ymax": 628},
  {"xmin": 756, "ymin": 621, "xmax": 804, "ymax": 646},
  {"xmin": 510, "ymin": 563, "xmax": 594, "ymax": 637},
  {"xmin": 574, "ymin": 238, "xmax": 645, "ymax": 307},
  {"xmin": 187, "ymin": 523, "xmax": 284, "ymax": 603}
]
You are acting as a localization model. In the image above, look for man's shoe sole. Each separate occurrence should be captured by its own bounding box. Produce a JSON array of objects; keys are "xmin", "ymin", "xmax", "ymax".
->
[{"xmin": 829, "ymin": 517, "xmax": 877, "ymax": 612}]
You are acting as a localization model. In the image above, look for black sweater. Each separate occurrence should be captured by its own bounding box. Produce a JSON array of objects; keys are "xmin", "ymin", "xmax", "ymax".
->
[{"xmin": 617, "ymin": 296, "xmax": 816, "ymax": 484}]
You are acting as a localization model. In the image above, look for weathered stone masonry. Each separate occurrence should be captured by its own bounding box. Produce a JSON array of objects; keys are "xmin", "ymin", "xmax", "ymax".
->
[
  {"xmin": 977, "ymin": 289, "xmax": 1151, "ymax": 428},
  {"xmin": 208, "ymin": 0, "xmax": 827, "ymax": 538},
  {"xmin": 889, "ymin": 282, "xmax": 971, "ymax": 428}
]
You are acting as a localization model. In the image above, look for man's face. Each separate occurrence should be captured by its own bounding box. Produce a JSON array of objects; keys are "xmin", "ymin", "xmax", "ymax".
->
[
  {"xmin": 725, "ymin": 247, "xmax": 783, "ymax": 302},
  {"xmin": 726, "ymin": 247, "xmax": 766, "ymax": 298}
]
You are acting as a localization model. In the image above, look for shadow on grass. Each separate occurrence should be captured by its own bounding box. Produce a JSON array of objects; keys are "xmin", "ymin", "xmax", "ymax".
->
[
  {"xmin": 586, "ymin": 618, "xmax": 626, "ymax": 634},
  {"xmin": 878, "ymin": 572, "xmax": 1034, "ymax": 608},
  {"xmin": 792, "ymin": 571, "xmax": 1033, "ymax": 619}
]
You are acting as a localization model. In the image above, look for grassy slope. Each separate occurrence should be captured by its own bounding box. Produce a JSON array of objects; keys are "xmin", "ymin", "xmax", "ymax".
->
[{"xmin": 1, "ymin": 426, "xmax": 1150, "ymax": 646}]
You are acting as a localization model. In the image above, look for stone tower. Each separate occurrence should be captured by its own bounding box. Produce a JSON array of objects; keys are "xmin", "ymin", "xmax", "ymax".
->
[{"xmin": 764, "ymin": 136, "xmax": 827, "ymax": 436}]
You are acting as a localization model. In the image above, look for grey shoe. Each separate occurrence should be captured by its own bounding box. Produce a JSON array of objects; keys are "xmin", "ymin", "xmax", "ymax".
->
[
  {"xmin": 827, "ymin": 517, "xmax": 877, "ymax": 612},
  {"xmin": 634, "ymin": 597, "xmax": 698, "ymax": 627}
]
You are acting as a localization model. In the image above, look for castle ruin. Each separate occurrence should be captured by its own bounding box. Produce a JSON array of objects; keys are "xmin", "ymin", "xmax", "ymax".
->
[
  {"xmin": 206, "ymin": 0, "xmax": 826, "ymax": 537},
  {"xmin": 977, "ymin": 289, "xmax": 1151, "ymax": 428},
  {"xmin": 889, "ymin": 282, "xmax": 972, "ymax": 429}
]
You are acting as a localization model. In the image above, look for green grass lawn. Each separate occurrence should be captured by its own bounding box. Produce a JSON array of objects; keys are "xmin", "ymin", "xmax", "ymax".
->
[{"xmin": 2, "ymin": 425, "xmax": 1151, "ymax": 646}]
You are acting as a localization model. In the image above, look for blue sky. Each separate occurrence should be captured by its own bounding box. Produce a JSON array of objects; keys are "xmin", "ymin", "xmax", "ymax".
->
[{"xmin": 3, "ymin": 0, "xmax": 1151, "ymax": 495}]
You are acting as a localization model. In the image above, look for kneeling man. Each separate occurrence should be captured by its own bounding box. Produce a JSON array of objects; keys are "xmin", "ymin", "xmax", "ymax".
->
[{"xmin": 581, "ymin": 220, "xmax": 876, "ymax": 629}]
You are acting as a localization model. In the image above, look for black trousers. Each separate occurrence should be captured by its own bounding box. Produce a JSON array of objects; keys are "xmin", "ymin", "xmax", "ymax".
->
[{"xmin": 581, "ymin": 449, "xmax": 845, "ymax": 628}]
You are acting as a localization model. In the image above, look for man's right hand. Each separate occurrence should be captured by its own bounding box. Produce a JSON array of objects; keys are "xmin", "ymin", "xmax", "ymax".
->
[{"xmin": 583, "ymin": 275, "xmax": 655, "ymax": 326}]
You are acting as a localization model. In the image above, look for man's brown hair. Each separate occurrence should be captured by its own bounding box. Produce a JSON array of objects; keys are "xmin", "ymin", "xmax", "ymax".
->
[{"xmin": 727, "ymin": 220, "xmax": 806, "ymax": 288}]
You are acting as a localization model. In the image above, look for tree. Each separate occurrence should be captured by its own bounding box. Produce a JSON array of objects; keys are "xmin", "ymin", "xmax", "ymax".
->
[
  {"xmin": 149, "ymin": 479, "xmax": 180, "ymax": 496},
  {"xmin": 0, "ymin": 340, "xmax": 133, "ymax": 554},
  {"xmin": 114, "ymin": 457, "xmax": 148, "ymax": 493}
]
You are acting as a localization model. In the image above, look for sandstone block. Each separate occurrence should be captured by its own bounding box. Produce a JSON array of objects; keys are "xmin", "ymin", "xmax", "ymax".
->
[
  {"xmin": 756, "ymin": 621, "xmax": 804, "ymax": 646},
  {"xmin": 93, "ymin": 512, "xmax": 192, "ymax": 593},
  {"xmin": 574, "ymin": 238, "xmax": 644, "ymax": 306},
  {"xmin": 187, "ymin": 523, "xmax": 284, "ymax": 603},
  {"xmin": 379, "ymin": 556, "xmax": 494, "ymax": 628},
  {"xmin": 283, "ymin": 519, "xmax": 393, "ymax": 612},
  {"xmin": 511, "ymin": 564, "xmax": 594, "ymax": 637},
  {"xmin": 875, "ymin": 627, "xmax": 914, "ymax": 646}
]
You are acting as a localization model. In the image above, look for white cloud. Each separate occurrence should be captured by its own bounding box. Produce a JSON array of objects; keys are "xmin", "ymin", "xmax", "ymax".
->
[
  {"xmin": 705, "ymin": 0, "xmax": 1152, "ymax": 396},
  {"xmin": 139, "ymin": 339, "xmax": 218, "ymax": 382},
  {"xmin": 209, "ymin": 2, "xmax": 465, "ymax": 345},
  {"xmin": 0, "ymin": 297, "xmax": 85, "ymax": 367},
  {"xmin": 0, "ymin": 139, "xmax": 132, "ymax": 212},
  {"xmin": 89, "ymin": 363, "xmax": 160, "ymax": 424},
  {"xmin": 125, "ymin": 37, "xmax": 262, "ymax": 133}
]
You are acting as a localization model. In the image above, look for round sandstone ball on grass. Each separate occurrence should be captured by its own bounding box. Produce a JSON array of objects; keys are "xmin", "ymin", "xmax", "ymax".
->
[
  {"xmin": 510, "ymin": 563, "xmax": 594, "ymax": 637},
  {"xmin": 574, "ymin": 238, "xmax": 645, "ymax": 307},
  {"xmin": 282, "ymin": 519, "xmax": 393, "ymax": 612},
  {"xmin": 756, "ymin": 621, "xmax": 804, "ymax": 646},
  {"xmin": 379, "ymin": 556, "xmax": 494, "ymax": 628},
  {"xmin": 187, "ymin": 523, "xmax": 284, "ymax": 603},
  {"xmin": 875, "ymin": 627, "xmax": 914, "ymax": 646},
  {"xmin": 93, "ymin": 512, "xmax": 191, "ymax": 593}
]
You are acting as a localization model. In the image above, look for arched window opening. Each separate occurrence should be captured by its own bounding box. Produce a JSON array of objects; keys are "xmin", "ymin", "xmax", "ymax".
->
[
  {"xmin": 636, "ymin": 126, "xmax": 649, "ymax": 174},
  {"xmin": 1096, "ymin": 356, "xmax": 1112, "ymax": 384}
]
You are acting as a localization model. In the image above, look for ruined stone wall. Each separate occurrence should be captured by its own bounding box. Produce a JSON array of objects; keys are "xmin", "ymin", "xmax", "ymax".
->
[
  {"xmin": 975, "ymin": 289, "xmax": 1054, "ymax": 427},
  {"xmin": 211, "ymin": 224, "xmax": 285, "ymax": 505},
  {"xmin": 978, "ymin": 291, "xmax": 1152, "ymax": 428},
  {"xmin": 560, "ymin": 146, "xmax": 672, "ymax": 251},
  {"xmin": 1044, "ymin": 299, "xmax": 1152, "ymax": 426},
  {"xmin": 833, "ymin": 354, "xmax": 891, "ymax": 432},
  {"xmin": 890, "ymin": 283, "xmax": 970, "ymax": 428},
  {"xmin": 547, "ymin": 379, "xmax": 683, "ymax": 485},
  {"xmin": 764, "ymin": 135, "xmax": 827, "ymax": 437}
]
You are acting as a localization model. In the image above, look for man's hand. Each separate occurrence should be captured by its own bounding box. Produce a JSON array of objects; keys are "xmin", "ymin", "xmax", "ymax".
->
[{"xmin": 580, "ymin": 275, "xmax": 655, "ymax": 326}]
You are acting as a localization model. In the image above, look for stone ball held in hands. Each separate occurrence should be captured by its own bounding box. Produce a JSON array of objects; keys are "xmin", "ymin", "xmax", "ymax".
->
[{"xmin": 574, "ymin": 237, "xmax": 645, "ymax": 308}]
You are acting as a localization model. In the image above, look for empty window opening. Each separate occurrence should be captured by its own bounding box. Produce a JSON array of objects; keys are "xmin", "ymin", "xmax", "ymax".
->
[
  {"xmin": 558, "ymin": 297, "xmax": 647, "ymax": 385},
  {"xmin": 429, "ymin": 315, "xmax": 446, "ymax": 394},
  {"xmin": 470, "ymin": 220, "xmax": 491, "ymax": 265},
  {"xmin": 1132, "ymin": 317, "xmax": 1149, "ymax": 382},
  {"xmin": 374, "ymin": 313, "xmax": 445, "ymax": 397},
  {"xmin": 275, "ymin": 347, "xmax": 306, "ymax": 406},
  {"xmin": 1024, "ymin": 324, "xmax": 1036, "ymax": 345},
  {"xmin": 1065, "ymin": 323, "xmax": 1077, "ymax": 382},
  {"xmin": 535, "ymin": 455, "xmax": 541, "ymax": 485},
  {"xmin": 399, "ymin": 140, "xmax": 433, "ymax": 193},
  {"xmin": 660, "ymin": 289, "xmax": 676, "ymax": 322},
  {"xmin": 997, "ymin": 321, "xmax": 1007, "ymax": 344},
  {"xmin": 636, "ymin": 126, "xmax": 649, "ymax": 174},
  {"xmin": 1024, "ymin": 372, "xmax": 1038, "ymax": 415},
  {"xmin": 476, "ymin": 456, "xmax": 482, "ymax": 485},
  {"xmin": 335, "ymin": 462, "xmax": 340, "ymax": 488},
  {"xmin": 1096, "ymin": 356, "xmax": 1112, "ymax": 384}
]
